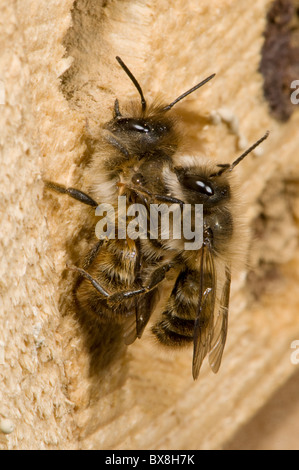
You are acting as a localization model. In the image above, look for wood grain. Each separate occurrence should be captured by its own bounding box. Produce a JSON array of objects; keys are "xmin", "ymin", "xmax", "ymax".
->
[{"xmin": 1, "ymin": 0, "xmax": 299, "ymax": 450}]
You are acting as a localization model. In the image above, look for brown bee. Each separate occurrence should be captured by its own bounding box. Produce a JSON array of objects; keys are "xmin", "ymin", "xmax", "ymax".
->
[
  {"xmin": 144, "ymin": 136, "xmax": 268, "ymax": 378},
  {"xmin": 46, "ymin": 57, "xmax": 269, "ymax": 379}
]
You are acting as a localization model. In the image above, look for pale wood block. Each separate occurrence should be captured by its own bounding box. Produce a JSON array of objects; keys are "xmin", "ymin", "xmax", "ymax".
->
[{"xmin": 1, "ymin": 0, "xmax": 298, "ymax": 450}]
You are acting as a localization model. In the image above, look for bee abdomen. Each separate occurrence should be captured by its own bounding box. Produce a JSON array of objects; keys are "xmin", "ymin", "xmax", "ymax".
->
[
  {"xmin": 152, "ymin": 316, "xmax": 194, "ymax": 347},
  {"xmin": 152, "ymin": 268, "xmax": 198, "ymax": 347}
]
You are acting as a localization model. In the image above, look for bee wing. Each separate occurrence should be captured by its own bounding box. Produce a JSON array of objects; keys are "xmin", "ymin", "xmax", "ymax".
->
[
  {"xmin": 123, "ymin": 238, "xmax": 145, "ymax": 345},
  {"xmin": 123, "ymin": 308, "xmax": 139, "ymax": 345},
  {"xmin": 192, "ymin": 244, "xmax": 217, "ymax": 380},
  {"xmin": 209, "ymin": 266, "xmax": 231, "ymax": 373},
  {"xmin": 123, "ymin": 291, "xmax": 159, "ymax": 345}
]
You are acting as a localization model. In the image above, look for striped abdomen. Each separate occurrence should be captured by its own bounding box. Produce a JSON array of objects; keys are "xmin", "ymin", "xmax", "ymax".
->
[{"xmin": 152, "ymin": 268, "xmax": 201, "ymax": 347}]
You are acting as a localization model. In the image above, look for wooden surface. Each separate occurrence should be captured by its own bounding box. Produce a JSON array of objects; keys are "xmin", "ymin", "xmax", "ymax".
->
[
  {"xmin": 224, "ymin": 370, "xmax": 299, "ymax": 450},
  {"xmin": 1, "ymin": 0, "xmax": 299, "ymax": 450}
]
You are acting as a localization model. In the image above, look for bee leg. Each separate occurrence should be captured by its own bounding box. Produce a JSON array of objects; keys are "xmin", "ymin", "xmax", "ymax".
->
[
  {"xmin": 69, "ymin": 264, "xmax": 147, "ymax": 304},
  {"xmin": 83, "ymin": 240, "xmax": 103, "ymax": 269},
  {"xmin": 107, "ymin": 287, "xmax": 147, "ymax": 304},
  {"xmin": 105, "ymin": 135, "xmax": 129, "ymax": 158},
  {"xmin": 71, "ymin": 240, "xmax": 104, "ymax": 296},
  {"xmin": 123, "ymin": 183, "xmax": 185, "ymax": 207},
  {"xmin": 107, "ymin": 262, "xmax": 173, "ymax": 305},
  {"xmin": 71, "ymin": 260, "xmax": 173, "ymax": 305},
  {"xmin": 153, "ymin": 194, "xmax": 184, "ymax": 207},
  {"xmin": 146, "ymin": 263, "xmax": 174, "ymax": 289},
  {"xmin": 45, "ymin": 181, "xmax": 98, "ymax": 207},
  {"xmin": 68, "ymin": 265, "xmax": 110, "ymax": 298}
]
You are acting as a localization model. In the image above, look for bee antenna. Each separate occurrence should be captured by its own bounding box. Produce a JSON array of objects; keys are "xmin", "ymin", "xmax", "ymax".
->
[
  {"xmin": 229, "ymin": 131, "xmax": 270, "ymax": 171},
  {"xmin": 212, "ymin": 131, "xmax": 270, "ymax": 177},
  {"xmin": 161, "ymin": 73, "xmax": 216, "ymax": 112},
  {"xmin": 116, "ymin": 56, "xmax": 147, "ymax": 112}
]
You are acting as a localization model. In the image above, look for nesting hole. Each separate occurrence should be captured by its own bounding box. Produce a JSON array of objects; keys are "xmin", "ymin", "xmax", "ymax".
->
[
  {"xmin": 260, "ymin": 0, "xmax": 299, "ymax": 121},
  {"xmin": 247, "ymin": 176, "xmax": 299, "ymax": 300}
]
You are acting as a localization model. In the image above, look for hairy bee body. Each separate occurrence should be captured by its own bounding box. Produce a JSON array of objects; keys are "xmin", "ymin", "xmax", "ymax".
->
[
  {"xmin": 76, "ymin": 109, "xmax": 181, "ymax": 342},
  {"xmin": 47, "ymin": 57, "xmax": 268, "ymax": 378},
  {"xmin": 129, "ymin": 155, "xmax": 237, "ymax": 375}
]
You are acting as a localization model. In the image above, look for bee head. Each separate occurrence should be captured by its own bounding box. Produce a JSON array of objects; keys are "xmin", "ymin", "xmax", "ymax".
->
[
  {"xmin": 175, "ymin": 131, "xmax": 269, "ymax": 207},
  {"xmin": 104, "ymin": 57, "xmax": 215, "ymax": 158},
  {"xmin": 105, "ymin": 111, "xmax": 177, "ymax": 157},
  {"xmin": 175, "ymin": 167, "xmax": 231, "ymax": 208}
]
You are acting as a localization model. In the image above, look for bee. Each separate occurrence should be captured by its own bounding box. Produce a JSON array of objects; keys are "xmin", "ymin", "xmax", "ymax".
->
[{"xmin": 46, "ymin": 57, "xmax": 269, "ymax": 379}]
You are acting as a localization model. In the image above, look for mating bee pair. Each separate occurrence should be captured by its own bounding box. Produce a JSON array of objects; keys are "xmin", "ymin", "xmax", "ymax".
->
[{"xmin": 47, "ymin": 57, "xmax": 268, "ymax": 379}]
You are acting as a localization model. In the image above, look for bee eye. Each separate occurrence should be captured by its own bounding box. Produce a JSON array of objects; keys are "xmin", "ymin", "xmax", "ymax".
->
[
  {"xmin": 113, "ymin": 118, "xmax": 151, "ymax": 134},
  {"xmin": 182, "ymin": 175, "xmax": 214, "ymax": 196},
  {"xmin": 131, "ymin": 122, "xmax": 150, "ymax": 133}
]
